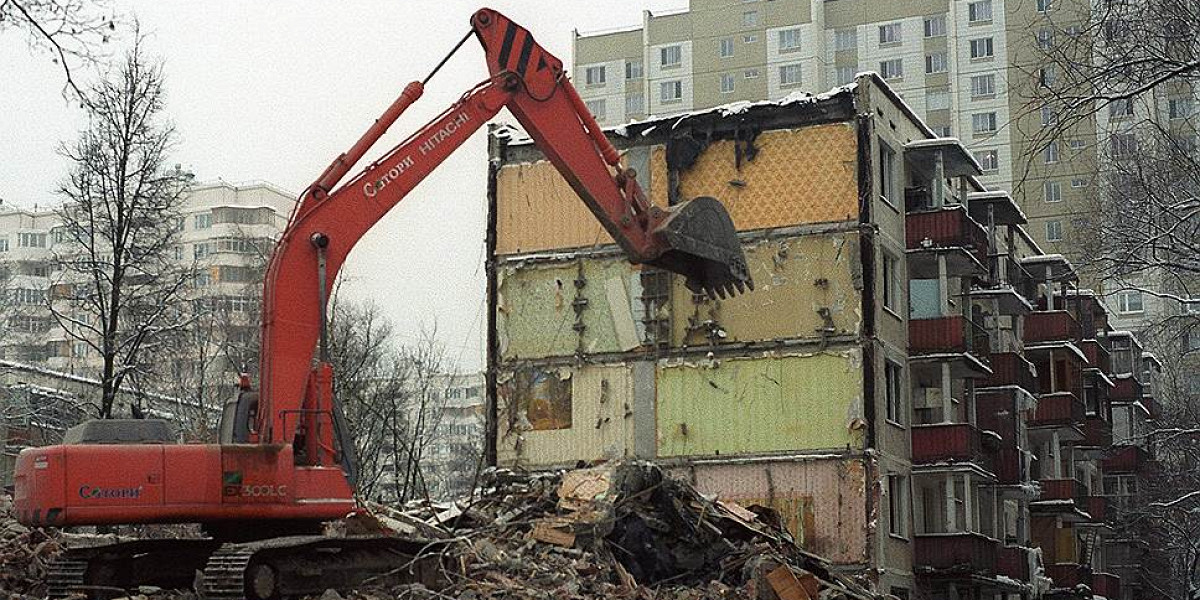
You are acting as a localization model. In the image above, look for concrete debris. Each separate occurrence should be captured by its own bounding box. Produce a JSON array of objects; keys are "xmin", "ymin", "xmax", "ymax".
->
[{"xmin": 1, "ymin": 461, "xmax": 872, "ymax": 600}]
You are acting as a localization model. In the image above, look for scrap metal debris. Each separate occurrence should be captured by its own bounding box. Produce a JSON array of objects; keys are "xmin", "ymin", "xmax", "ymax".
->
[{"xmin": 1, "ymin": 461, "xmax": 872, "ymax": 600}]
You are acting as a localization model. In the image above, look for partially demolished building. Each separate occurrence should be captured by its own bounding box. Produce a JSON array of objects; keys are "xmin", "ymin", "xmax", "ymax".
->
[{"xmin": 485, "ymin": 74, "xmax": 1160, "ymax": 600}]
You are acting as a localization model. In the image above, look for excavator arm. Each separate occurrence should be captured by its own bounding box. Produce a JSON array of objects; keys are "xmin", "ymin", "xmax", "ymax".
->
[{"xmin": 255, "ymin": 8, "xmax": 752, "ymax": 452}]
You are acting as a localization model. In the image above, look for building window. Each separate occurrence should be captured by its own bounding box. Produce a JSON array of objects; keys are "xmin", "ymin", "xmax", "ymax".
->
[
  {"xmin": 969, "ymin": 37, "xmax": 994, "ymax": 59},
  {"xmin": 659, "ymin": 80, "xmax": 682, "ymax": 103},
  {"xmin": 879, "ymin": 58, "xmax": 903, "ymax": 80},
  {"xmin": 888, "ymin": 474, "xmax": 910, "ymax": 537},
  {"xmin": 1044, "ymin": 180, "xmax": 1062, "ymax": 202},
  {"xmin": 719, "ymin": 38, "xmax": 735, "ymax": 58},
  {"xmin": 879, "ymin": 23, "xmax": 902, "ymax": 44},
  {"xmin": 835, "ymin": 66, "xmax": 857, "ymax": 85},
  {"xmin": 1116, "ymin": 291, "xmax": 1145, "ymax": 313},
  {"xmin": 743, "ymin": 34, "xmax": 758, "ymax": 43},
  {"xmin": 885, "ymin": 359, "xmax": 905, "ymax": 425},
  {"xmin": 976, "ymin": 149, "xmax": 999, "ymax": 172},
  {"xmin": 1041, "ymin": 105, "xmax": 1058, "ymax": 126},
  {"xmin": 743, "ymin": 11, "xmax": 758, "ymax": 27},
  {"xmin": 744, "ymin": 68, "xmax": 761, "ymax": 79},
  {"xmin": 17, "ymin": 233, "xmax": 47, "ymax": 248},
  {"xmin": 970, "ymin": 74, "xmax": 996, "ymax": 98},
  {"xmin": 0, "ymin": 237, "xmax": 8, "ymax": 252},
  {"xmin": 1039, "ymin": 66, "xmax": 1057, "ymax": 88},
  {"xmin": 934, "ymin": 125, "xmax": 952, "ymax": 137},
  {"xmin": 1071, "ymin": 177, "xmax": 1088, "ymax": 188},
  {"xmin": 585, "ymin": 99, "xmax": 606, "ymax": 121},
  {"xmin": 779, "ymin": 64, "xmax": 802, "ymax": 86},
  {"xmin": 720, "ymin": 73, "xmax": 736, "ymax": 94},
  {"xmin": 924, "ymin": 15, "xmax": 946, "ymax": 38},
  {"xmin": 1046, "ymin": 220, "xmax": 1063, "ymax": 241},
  {"xmin": 1036, "ymin": 28, "xmax": 1054, "ymax": 50},
  {"xmin": 1110, "ymin": 133, "xmax": 1138, "ymax": 159},
  {"xmin": 927, "ymin": 89, "xmax": 951, "ymax": 110},
  {"xmin": 173, "ymin": 245, "xmax": 183, "ymax": 260},
  {"xmin": 778, "ymin": 28, "xmax": 801, "ymax": 52},
  {"xmin": 194, "ymin": 242, "xmax": 212, "ymax": 260},
  {"xmin": 926, "ymin": 52, "xmax": 948, "ymax": 74},
  {"xmin": 625, "ymin": 93, "xmax": 644, "ymax": 115},
  {"xmin": 194, "ymin": 213, "xmax": 212, "ymax": 229},
  {"xmin": 835, "ymin": 28, "xmax": 857, "ymax": 50},
  {"xmin": 879, "ymin": 141, "xmax": 897, "ymax": 206},
  {"xmin": 625, "ymin": 59, "xmax": 643, "ymax": 80},
  {"xmin": 1070, "ymin": 139, "xmax": 1085, "ymax": 150},
  {"xmin": 1044, "ymin": 141, "xmax": 1060, "ymax": 164},
  {"xmin": 1170, "ymin": 97, "xmax": 1193, "ymax": 119},
  {"xmin": 584, "ymin": 65, "xmax": 606, "ymax": 86},
  {"xmin": 660, "ymin": 45, "xmax": 682, "ymax": 68},
  {"xmin": 882, "ymin": 251, "xmax": 901, "ymax": 311},
  {"xmin": 1109, "ymin": 98, "xmax": 1134, "ymax": 117},
  {"xmin": 972, "ymin": 112, "xmax": 998, "ymax": 134},
  {"xmin": 968, "ymin": 0, "xmax": 993, "ymax": 22},
  {"xmin": 1037, "ymin": 0, "xmax": 1052, "ymax": 12}
]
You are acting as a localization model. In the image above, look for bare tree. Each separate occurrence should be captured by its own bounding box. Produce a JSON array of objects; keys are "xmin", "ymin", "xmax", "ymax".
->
[
  {"xmin": 51, "ymin": 37, "xmax": 191, "ymax": 419},
  {"xmin": 1, "ymin": 0, "xmax": 119, "ymax": 96}
]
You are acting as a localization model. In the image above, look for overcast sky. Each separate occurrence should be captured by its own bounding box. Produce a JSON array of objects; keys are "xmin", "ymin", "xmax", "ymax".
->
[{"xmin": 0, "ymin": 0, "xmax": 682, "ymax": 371}]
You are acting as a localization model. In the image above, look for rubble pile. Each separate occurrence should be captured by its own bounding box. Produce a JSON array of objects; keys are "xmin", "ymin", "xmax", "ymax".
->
[
  {"xmin": 0, "ymin": 495, "xmax": 61, "ymax": 598},
  {"xmin": 352, "ymin": 461, "xmax": 871, "ymax": 600}
]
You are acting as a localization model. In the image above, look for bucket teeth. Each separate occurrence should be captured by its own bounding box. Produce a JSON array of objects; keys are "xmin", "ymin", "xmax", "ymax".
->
[{"xmin": 648, "ymin": 196, "xmax": 753, "ymax": 300}]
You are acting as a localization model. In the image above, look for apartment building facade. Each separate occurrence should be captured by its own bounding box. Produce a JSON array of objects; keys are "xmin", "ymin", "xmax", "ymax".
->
[
  {"xmin": 0, "ymin": 180, "xmax": 295, "ymax": 378},
  {"xmin": 487, "ymin": 74, "xmax": 1161, "ymax": 600},
  {"xmin": 572, "ymin": 0, "xmax": 1114, "ymax": 263}
]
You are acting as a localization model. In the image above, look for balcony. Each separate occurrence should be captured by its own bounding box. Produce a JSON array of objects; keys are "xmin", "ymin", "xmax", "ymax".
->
[
  {"xmin": 1111, "ymin": 375, "xmax": 1144, "ymax": 403},
  {"xmin": 1025, "ymin": 311, "xmax": 1082, "ymax": 344},
  {"xmin": 982, "ymin": 352, "xmax": 1037, "ymax": 391},
  {"xmin": 1092, "ymin": 573, "xmax": 1121, "ymax": 599},
  {"xmin": 1103, "ymin": 445, "xmax": 1151, "ymax": 474},
  {"xmin": 912, "ymin": 423, "xmax": 994, "ymax": 470},
  {"xmin": 906, "ymin": 207, "xmax": 989, "ymax": 278},
  {"xmin": 1047, "ymin": 563, "xmax": 1092, "ymax": 589},
  {"xmin": 1083, "ymin": 415, "xmax": 1113, "ymax": 448},
  {"xmin": 910, "ymin": 316, "xmax": 991, "ymax": 359},
  {"xmin": 1084, "ymin": 496, "xmax": 1109, "ymax": 522},
  {"xmin": 914, "ymin": 532, "xmax": 999, "ymax": 573},
  {"xmin": 998, "ymin": 546, "xmax": 1032, "ymax": 581},
  {"xmin": 1040, "ymin": 478, "xmax": 1086, "ymax": 502},
  {"xmin": 1030, "ymin": 392, "xmax": 1086, "ymax": 427},
  {"xmin": 1080, "ymin": 339, "xmax": 1112, "ymax": 373}
]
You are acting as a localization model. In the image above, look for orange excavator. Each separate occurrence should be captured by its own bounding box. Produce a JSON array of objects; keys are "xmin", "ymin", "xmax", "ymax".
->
[{"xmin": 12, "ymin": 7, "xmax": 750, "ymax": 600}]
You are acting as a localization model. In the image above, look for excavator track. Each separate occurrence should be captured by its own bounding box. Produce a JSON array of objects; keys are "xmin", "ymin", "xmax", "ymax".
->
[
  {"xmin": 201, "ymin": 545, "xmax": 256, "ymax": 600},
  {"xmin": 46, "ymin": 555, "xmax": 88, "ymax": 599}
]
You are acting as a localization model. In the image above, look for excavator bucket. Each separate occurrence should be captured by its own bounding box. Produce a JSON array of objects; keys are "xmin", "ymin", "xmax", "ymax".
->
[{"xmin": 648, "ymin": 196, "xmax": 753, "ymax": 299}]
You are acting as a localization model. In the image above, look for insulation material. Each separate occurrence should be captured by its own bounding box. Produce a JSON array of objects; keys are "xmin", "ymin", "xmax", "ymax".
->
[
  {"xmin": 494, "ymin": 147, "xmax": 664, "ymax": 255},
  {"xmin": 672, "ymin": 233, "xmax": 863, "ymax": 347},
  {"xmin": 669, "ymin": 459, "xmax": 869, "ymax": 565},
  {"xmin": 497, "ymin": 257, "xmax": 642, "ymax": 361},
  {"xmin": 496, "ymin": 364, "xmax": 636, "ymax": 469},
  {"xmin": 648, "ymin": 125, "xmax": 859, "ymax": 231},
  {"xmin": 656, "ymin": 353, "xmax": 865, "ymax": 457}
]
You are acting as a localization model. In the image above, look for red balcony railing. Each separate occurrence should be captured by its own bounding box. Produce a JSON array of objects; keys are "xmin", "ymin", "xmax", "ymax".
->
[
  {"xmin": 1025, "ymin": 311, "xmax": 1082, "ymax": 344},
  {"xmin": 914, "ymin": 533, "xmax": 999, "ymax": 572},
  {"xmin": 910, "ymin": 315, "xmax": 991, "ymax": 359},
  {"xmin": 1047, "ymin": 563, "xmax": 1091, "ymax": 589},
  {"xmin": 983, "ymin": 352, "xmax": 1037, "ymax": 391},
  {"xmin": 1102, "ymin": 445, "xmax": 1151, "ymax": 474},
  {"xmin": 998, "ymin": 546, "xmax": 1032, "ymax": 581},
  {"xmin": 1085, "ymin": 496, "xmax": 1109, "ymax": 522},
  {"xmin": 912, "ymin": 423, "xmax": 993, "ymax": 470},
  {"xmin": 1080, "ymin": 339, "xmax": 1112, "ymax": 373},
  {"xmin": 1111, "ymin": 375, "xmax": 1144, "ymax": 403},
  {"xmin": 1040, "ymin": 478, "xmax": 1086, "ymax": 501},
  {"xmin": 1030, "ymin": 392, "xmax": 1086, "ymax": 427},
  {"xmin": 1083, "ymin": 415, "xmax": 1113, "ymax": 448},
  {"xmin": 906, "ymin": 206, "xmax": 989, "ymax": 263},
  {"xmin": 995, "ymin": 444, "xmax": 1025, "ymax": 484},
  {"xmin": 1092, "ymin": 572, "xmax": 1121, "ymax": 599}
]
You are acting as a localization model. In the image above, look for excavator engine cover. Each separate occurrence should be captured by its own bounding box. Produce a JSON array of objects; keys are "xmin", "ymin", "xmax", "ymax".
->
[{"xmin": 649, "ymin": 196, "xmax": 752, "ymax": 299}]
